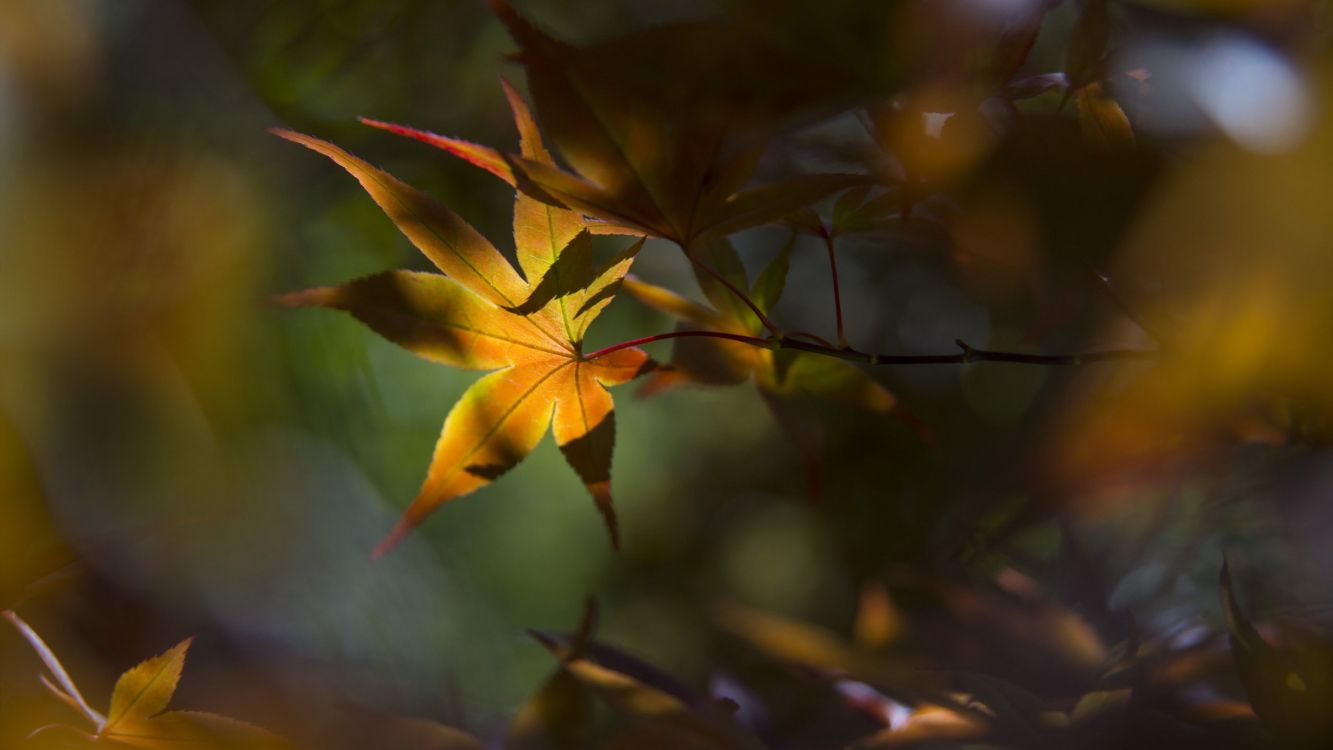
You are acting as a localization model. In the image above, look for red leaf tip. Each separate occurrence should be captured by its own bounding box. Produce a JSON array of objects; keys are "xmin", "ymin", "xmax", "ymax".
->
[{"xmin": 370, "ymin": 519, "xmax": 413, "ymax": 561}]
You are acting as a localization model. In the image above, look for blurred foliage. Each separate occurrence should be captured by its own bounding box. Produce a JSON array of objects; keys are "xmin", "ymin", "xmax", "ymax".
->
[{"xmin": 4, "ymin": 0, "xmax": 1333, "ymax": 748}]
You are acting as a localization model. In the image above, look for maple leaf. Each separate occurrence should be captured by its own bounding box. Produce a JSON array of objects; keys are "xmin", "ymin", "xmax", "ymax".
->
[
  {"xmin": 271, "ymin": 88, "xmax": 650, "ymax": 556},
  {"xmin": 4, "ymin": 610, "xmax": 284, "ymax": 749},
  {"xmin": 361, "ymin": 3, "xmax": 868, "ymax": 250}
]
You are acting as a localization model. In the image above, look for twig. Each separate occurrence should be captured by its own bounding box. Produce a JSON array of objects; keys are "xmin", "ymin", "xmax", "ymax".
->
[
  {"xmin": 583, "ymin": 330, "xmax": 773, "ymax": 361},
  {"xmin": 3, "ymin": 610, "xmax": 106, "ymax": 729},
  {"xmin": 586, "ymin": 329, "xmax": 1157, "ymax": 367},
  {"xmin": 824, "ymin": 233, "xmax": 848, "ymax": 346}
]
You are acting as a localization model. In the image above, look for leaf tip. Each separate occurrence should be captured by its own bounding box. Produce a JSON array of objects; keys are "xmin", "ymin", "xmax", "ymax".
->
[
  {"xmin": 526, "ymin": 629, "xmax": 561, "ymax": 654},
  {"xmin": 266, "ymin": 127, "xmax": 304, "ymax": 145},
  {"xmin": 270, "ymin": 287, "xmax": 332, "ymax": 309},
  {"xmin": 168, "ymin": 637, "xmax": 195, "ymax": 662},
  {"xmin": 590, "ymin": 484, "xmax": 621, "ymax": 552},
  {"xmin": 371, "ymin": 519, "xmax": 413, "ymax": 561}
]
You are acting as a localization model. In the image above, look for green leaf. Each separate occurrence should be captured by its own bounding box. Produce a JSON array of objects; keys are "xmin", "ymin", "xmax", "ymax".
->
[
  {"xmin": 688, "ymin": 235, "xmax": 754, "ymax": 325},
  {"xmin": 751, "ymin": 234, "xmax": 794, "ymax": 314},
  {"xmin": 1219, "ymin": 561, "xmax": 1333, "ymax": 746},
  {"xmin": 779, "ymin": 354, "xmax": 896, "ymax": 414}
]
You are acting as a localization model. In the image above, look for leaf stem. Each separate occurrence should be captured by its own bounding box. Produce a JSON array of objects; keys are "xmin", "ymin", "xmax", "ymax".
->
[
  {"xmin": 786, "ymin": 330, "xmax": 838, "ymax": 348},
  {"xmin": 1084, "ymin": 260, "xmax": 1171, "ymax": 346},
  {"xmin": 3, "ymin": 610, "xmax": 107, "ymax": 729},
  {"xmin": 824, "ymin": 233, "xmax": 847, "ymax": 346}
]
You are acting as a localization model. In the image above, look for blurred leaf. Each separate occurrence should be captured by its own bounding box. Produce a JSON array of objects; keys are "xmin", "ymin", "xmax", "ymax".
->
[
  {"xmin": 1068, "ymin": 687, "xmax": 1131, "ymax": 724},
  {"xmin": 559, "ymin": 659, "xmax": 761, "ymax": 749},
  {"xmin": 832, "ymin": 190, "xmax": 901, "ymax": 236},
  {"xmin": 716, "ymin": 603, "xmax": 863, "ymax": 674},
  {"xmin": 5, "ymin": 612, "xmax": 285, "ymax": 749},
  {"xmin": 531, "ymin": 631, "xmax": 764, "ymax": 749},
  {"xmin": 849, "ymin": 702, "xmax": 989, "ymax": 749},
  {"xmin": 697, "ymin": 173, "xmax": 872, "ymax": 238},
  {"xmin": 1076, "ymin": 83, "xmax": 1135, "ymax": 151},
  {"xmin": 1065, "ymin": 0, "xmax": 1110, "ymax": 91},
  {"xmin": 622, "ymin": 277, "xmax": 723, "ymax": 329},
  {"xmin": 770, "ymin": 354, "xmax": 896, "ymax": 414},
  {"xmin": 750, "ymin": 234, "xmax": 794, "ymax": 314},
  {"xmin": 377, "ymin": 719, "xmax": 484, "ymax": 750},
  {"xmin": 854, "ymin": 583, "xmax": 905, "ymax": 650},
  {"xmin": 478, "ymin": 2, "xmax": 867, "ymax": 245},
  {"xmin": 507, "ymin": 669, "xmax": 593, "ymax": 750},
  {"xmin": 1220, "ymin": 561, "xmax": 1333, "ymax": 747},
  {"xmin": 984, "ymin": 2, "xmax": 1058, "ymax": 92}
]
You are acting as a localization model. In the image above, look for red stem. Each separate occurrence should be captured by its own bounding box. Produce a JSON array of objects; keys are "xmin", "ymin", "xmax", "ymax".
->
[
  {"xmin": 786, "ymin": 330, "xmax": 837, "ymax": 348},
  {"xmin": 587, "ymin": 330, "xmax": 1158, "ymax": 367},
  {"xmin": 583, "ymin": 330, "xmax": 772, "ymax": 361},
  {"xmin": 824, "ymin": 232, "xmax": 847, "ymax": 346}
]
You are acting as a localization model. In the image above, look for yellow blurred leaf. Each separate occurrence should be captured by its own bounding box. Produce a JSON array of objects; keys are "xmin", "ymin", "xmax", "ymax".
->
[
  {"xmin": 5, "ymin": 612, "xmax": 286, "ymax": 749},
  {"xmin": 1076, "ymin": 83, "xmax": 1135, "ymax": 151}
]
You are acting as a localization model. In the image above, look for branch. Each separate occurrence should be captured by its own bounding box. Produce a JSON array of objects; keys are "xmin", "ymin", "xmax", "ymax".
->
[
  {"xmin": 4, "ymin": 610, "xmax": 106, "ymax": 729},
  {"xmin": 1084, "ymin": 260, "xmax": 1172, "ymax": 346},
  {"xmin": 583, "ymin": 330, "xmax": 772, "ymax": 361},
  {"xmin": 586, "ymin": 330, "xmax": 1158, "ymax": 367},
  {"xmin": 782, "ymin": 337, "xmax": 1159, "ymax": 366},
  {"xmin": 823, "ymin": 233, "xmax": 848, "ymax": 347}
]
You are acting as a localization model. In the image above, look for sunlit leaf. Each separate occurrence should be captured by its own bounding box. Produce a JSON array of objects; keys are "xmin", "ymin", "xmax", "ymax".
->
[
  {"xmin": 275, "ymin": 127, "xmax": 649, "ymax": 555},
  {"xmin": 268, "ymin": 129, "xmax": 533, "ymax": 313},
  {"xmin": 359, "ymin": 118, "xmax": 514, "ymax": 186},
  {"xmin": 622, "ymin": 277, "xmax": 723, "ymax": 328}
]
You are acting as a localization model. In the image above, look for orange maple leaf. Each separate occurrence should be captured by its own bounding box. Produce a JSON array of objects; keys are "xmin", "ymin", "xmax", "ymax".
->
[{"xmin": 271, "ymin": 89, "xmax": 650, "ymax": 556}]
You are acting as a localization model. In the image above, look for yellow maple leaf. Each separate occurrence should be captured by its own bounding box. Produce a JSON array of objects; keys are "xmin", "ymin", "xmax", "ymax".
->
[{"xmin": 271, "ymin": 86, "xmax": 649, "ymax": 556}]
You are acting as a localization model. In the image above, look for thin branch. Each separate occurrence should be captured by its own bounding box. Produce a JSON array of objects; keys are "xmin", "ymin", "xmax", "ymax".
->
[
  {"xmin": 786, "ymin": 330, "xmax": 838, "ymax": 348},
  {"xmin": 586, "ymin": 329, "xmax": 1158, "ymax": 367},
  {"xmin": 583, "ymin": 329, "xmax": 773, "ymax": 361},
  {"xmin": 3, "ymin": 610, "xmax": 106, "ymax": 729},
  {"xmin": 40, "ymin": 675, "xmax": 85, "ymax": 714},
  {"xmin": 824, "ymin": 233, "xmax": 848, "ymax": 346},
  {"xmin": 1084, "ymin": 260, "xmax": 1171, "ymax": 346}
]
